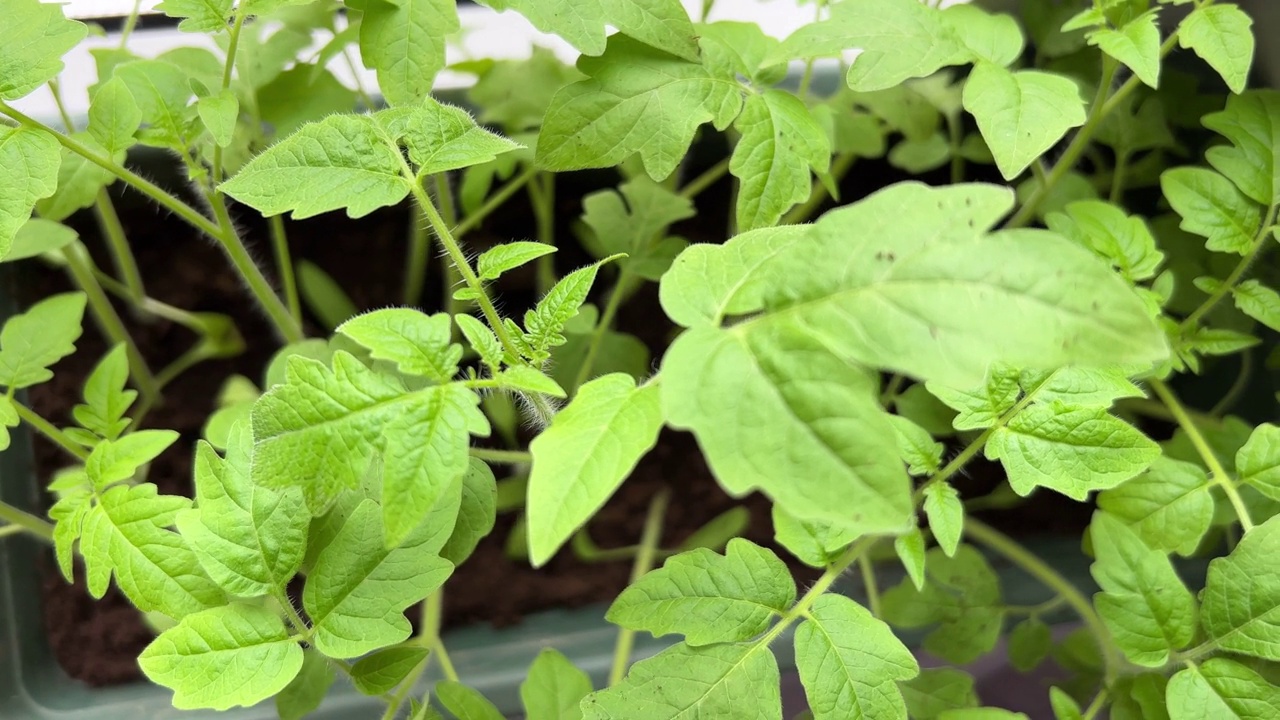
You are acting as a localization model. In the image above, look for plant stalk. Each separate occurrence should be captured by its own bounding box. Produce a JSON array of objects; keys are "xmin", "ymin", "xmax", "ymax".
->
[
  {"xmin": 526, "ymin": 173, "xmax": 558, "ymax": 295},
  {"xmin": 404, "ymin": 204, "xmax": 432, "ymax": 307},
  {"xmin": 1182, "ymin": 204, "xmax": 1279, "ymax": 330},
  {"xmin": 12, "ymin": 399, "xmax": 87, "ymax": 461},
  {"xmin": 468, "ymin": 447, "xmax": 532, "ymax": 465},
  {"xmin": 435, "ymin": 173, "xmax": 465, "ymax": 318},
  {"xmin": 0, "ymin": 502, "xmax": 55, "ymax": 542},
  {"xmin": 268, "ymin": 214, "xmax": 302, "ymax": 325},
  {"xmin": 679, "ymin": 156, "xmax": 731, "ymax": 199},
  {"xmin": 782, "ymin": 152, "xmax": 856, "ymax": 225},
  {"xmin": 453, "ymin": 166, "xmax": 538, "ymax": 238},
  {"xmin": 608, "ymin": 488, "xmax": 670, "ymax": 686},
  {"xmin": 572, "ymin": 269, "xmax": 634, "ymax": 393}
]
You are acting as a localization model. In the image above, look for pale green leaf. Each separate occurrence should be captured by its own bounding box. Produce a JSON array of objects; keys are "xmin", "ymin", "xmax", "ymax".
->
[
  {"xmin": 478, "ymin": 242, "xmax": 557, "ymax": 281},
  {"xmin": 527, "ymin": 374, "xmax": 662, "ymax": 566},
  {"xmin": 794, "ymin": 594, "xmax": 918, "ymax": 720},
  {"xmin": 881, "ymin": 546, "xmax": 1004, "ymax": 664},
  {"xmin": 36, "ymin": 138, "xmax": 115, "ymax": 222},
  {"xmin": 113, "ymin": 60, "xmax": 197, "ymax": 148},
  {"xmin": 1239, "ymin": 424, "xmax": 1280, "ymax": 501},
  {"xmin": 0, "ymin": 0, "xmax": 87, "ymax": 100},
  {"xmin": 1232, "ymin": 280, "xmax": 1280, "ymax": 332},
  {"xmin": 467, "ymin": 46, "xmax": 583, "ymax": 131},
  {"xmin": 1098, "ymin": 457, "xmax": 1214, "ymax": 556},
  {"xmin": 926, "ymin": 366, "xmax": 1021, "ymax": 431},
  {"xmin": 497, "ymin": 366, "xmax": 567, "ymax": 398},
  {"xmin": 1018, "ymin": 366, "xmax": 1146, "ymax": 408},
  {"xmin": 139, "ymin": 603, "xmax": 302, "ymax": 710},
  {"xmin": 455, "ymin": 314, "xmax": 503, "ymax": 371},
  {"xmin": 0, "ymin": 292, "xmax": 86, "ymax": 389},
  {"xmin": 900, "ymin": 669, "xmax": 979, "ymax": 719},
  {"xmin": 607, "ymin": 539, "xmax": 795, "ymax": 646},
  {"xmin": 580, "ymin": 642, "xmax": 781, "ymax": 720},
  {"xmin": 537, "ymin": 35, "xmax": 741, "ymax": 180},
  {"xmin": 663, "ymin": 325, "xmax": 913, "ymax": 535},
  {"xmin": 349, "ymin": 646, "xmax": 429, "ymax": 696},
  {"xmin": 766, "ymin": 0, "xmax": 971, "ymax": 92},
  {"xmin": 1090, "ymin": 512, "xmax": 1198, "ymax": 666},
  {"xmin": 356, "ymin": 0, "xmax": 457, "ymax": 106},
  {"xmin": 1201, "ymin": 515, "xmax": 1280, "ymax": 660},
  {"xmin": 579, "ymin": 176, "xmax": 693, "ymax": 276},
  {"xmin": 894, "ymin": 384, "xmax": 958, "ymax": 437},
  {"xmin": 2, "ymin": 218, "xmax": 77, "ymax": 263},
  {"xmin": 258, "ymin": 65, "xmax": 358, "ymax": 138},
  {"xmin": 80, "ymin": 483, "xmax": 224, "ymax": 619},
  {"xmin": 1166, "ymin": 658, "xmax": 1280, "ymax": 720},
  {"xmin": 521, "ymin": 648, "xmax": 592, "ymax": 720},
  {"xmin": 297, "ymin": 260, "xmax": 359, "ymax": 330},
  {"xmin": 924, "ymin": 483, "xmax": 964, "ymax": 557},
  {"xmin": 440, "ymin": 458, "xmax": 497, "ymax": 566},
  {"xmin": 88, "ymin": 75, "xmax": 141, "ymax": 156},
  {"xmin": 175, "ymin": 428, "xmax": 308, "ymax": 597},
  {"xmin": 1179, "ymin": 5, "xmax": 1255, "ymax": 94},
  {"xmin": 659, "ymin": 225, "xmax": 808, "ymax": 328},
  {"xmin": 86, "ymin": 430, "xmax": 179, "ymax": 490},
  {"xmin": 731, "ymin": 90, "xmax": 831, "ymax": 231},
  {"xmin": 303, "ymin": 499, "xmax": 453, "ymax": 658},
  {"xmin": 524, "ymin": 259, "xmax": 615, "ymax": 357},
  {"xmin": 49, "ymin": 489, "xmax": 91, "ymax": 580},
  {"xmin": 942, "ymin": 4, "xmax": 1025, "ymax": 67},
  {"xmin": 376, "ymin": 97, "xmax": 522, "ymax": 175},
  {"xmin": 1007, "ymin": 618, "xmax": 1052, "ymax": 672},
  {"xmin": 986, "ymin": 402, "xmax": 1160, "ymax": 500},
  {"xmin": 436, "ymin": 681, "xmax": 504, "ymax": 720},
  {"xmin": 895, "ymin": 527, "xmax": 927, "ymax": 591},
  {"xmin": 73, "ymin": 343, "xmax": 136, "ymax": 441},
  {"xmin": 549, "ymin": 324, "xmax": 650, "ymax": 395},
  {"xmin": 1089, "ymin": 13, "xmax": 1161, "ymax": 88},
  {"xmin": 1045, "ymin": 200, "xmax": 1164, "ymax": 281},
  {"xmin": 220, "ymin": 114, "xmax": 410, "ymax": 219},
  {"xmin": 276, "ymin": 648, "xmax": 334, "ymax": 720},
  {"xmin": 337, "ymin": 309, "xmax": 461, "ymax": 383},
  {"xmin": 1050, "ymin": 688, "xmax": 1083, "ymax": 720},
  {"xmin": 962, "ymin": 62, "xmax": 1087, "ymax": 180},
  {"xmin": 889, "ymin": 414, "xmax": 943, "ymax": 476},
  {"xmin": 698, "ymin": 20, "xmax": 784, "ymax": 85},
  {"xmin": 1202, "ymin": 91, "xmax": 1280, "ymax": 206},
  {"xmin": 196, "ymin": 89, "xmax": 238, "ymax": 148},
  {"xmin": 479, "ymin": 0, "xmax": 699, "ymax": 62},
  {"xmin": 888, "ymin": 133, "xmax": 951, "ymax": 174},
  {"xmin": 771, "ymin": 506, "xmax": 860, "ymax": 569},
  {"xmin": 938, "ymin": 711, "xmax": 1028, "ymax": 720},
  {"xmin": 155, "ymin": 0, "xmax": 233, "ymax": 33},
  {"xmin": 0, "ymin": 126, "xmax": 61, "ymax": 257}
]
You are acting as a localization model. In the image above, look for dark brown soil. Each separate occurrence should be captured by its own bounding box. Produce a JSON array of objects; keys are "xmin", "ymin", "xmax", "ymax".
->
[{"xmin": 19, "ymin": 149, "xmax": 1082, "ymax": 688}]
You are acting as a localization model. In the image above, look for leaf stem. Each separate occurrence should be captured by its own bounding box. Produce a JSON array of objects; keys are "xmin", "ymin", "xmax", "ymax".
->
[
  {"xmin": 678, "ymin": 156, "xmax": 731, "ymax": 199},
  {"xmin": 1181, "ymin": 204, "xmax": 1279, "ymax": 330},
  {"xmin": 947, "ymin": 112, "xmax": 964, "ymax": 185},
  {"xmin": 858, "ymin": 556, "xmax": 881, "ymax": 617},
  {"xmin": 1149, "ymin": 378, "xmax": 1254, "ymax": 532},
  {"xmin": 435, "ymin": 173, "xmax": 465, "ymax": 318},
  {"xmin": 1082, "ymin": 689, "xmax": 1108, "ymax": 720},
  {"xmin": 12, "ymin": 399, "xmax": 88, "ymax": 461},
  {"xmin": 527, "ymin": 174, "xmax": 558, "ymax": 295},
  {"xmin": 1210, "ymin": 349, "xmax": 1253, "ymax": 417},
  {"xmin": 452, "ymin": 165, "xmax": 538, "ymax": 238},
  {"xmin": 273, "ymin": 590, "xmax": 312, "ymax": 640},
  {"xmin": 964, "ymin": 517, "xmax": 1122, "ymax": 683},
  {"xmin": 572, "ymin": 269, "xmax": 633, "ymax": 393},
  {"xmin": 468, "ymin": 447, "xmax": 531, "ymax": 465},
  {"xmin": 209, "ymin": 193, "xmax": 303, "ymax": 342},
  {"xmin": 404, "ymin": 204, "xmax": 432, "ymax": 307},
  {"xmin": 268, "ymin": 214, "xmax": 302, "ymax": 325},
  {"xmin": 0, "ymin": 501, "xmax": 55, "ymax": 543},
  {"xmin": 210, "ymin": 11, "xmax": 248, "ymax": 186},
  {"xmin": 608, "ymin": 488, "xmax": 670, "ymax": 686}
]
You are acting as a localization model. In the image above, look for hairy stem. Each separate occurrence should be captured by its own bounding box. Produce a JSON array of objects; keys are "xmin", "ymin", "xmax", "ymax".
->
[
  {"xmin": 608, "ymin": 489, "xmax": 670, "ymax": 686},
  {"xmin": 12, "ymin": 399, "xmax": 87, "ymax": 461},
  {"xmin": 858, "ymin": 556, "xmax": 881, "ymax": 618},
  {"xmin": 964, "ymin": 517, "xmax": 1122, "ymax": 682},
  {"xmin": 452, "ymin": 165, "xmax": 538, "ymax": 238},
  {"xmin": 1182, "ymin": 204, "xmax": 1279, "ymax": 329},
  {"xmin": 0, "ymin": 502, "xmax": 55, "ymax": 543},
  {"xmin": 679, "ymin": 156, "xmax": 731, "ymax": 200},
  {"xmin": 268, "ymin": 214, "xmax": 301, "ymax": 324},
  {"xmin": 468, "ymin": 447, "xmax": 531, "ymax": 465},
  {"xmin": 435, "ymin": 173, "xmax": 464, "ymax": 318},
  {"xmin": 1149, "ymin": 378, "xmax": 1254, "ymax": 532},
  {"xmin": 572, "ymin": 269, "xmax": 634, "ymax": 393},
  {"xmin": 404, "ymin": 204, "xmax": 431, "ymax": 307}
]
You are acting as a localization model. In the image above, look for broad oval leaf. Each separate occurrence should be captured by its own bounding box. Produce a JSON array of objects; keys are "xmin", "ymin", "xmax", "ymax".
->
[
  {"xmin": 527, "ymin": 374, "xmax": 662, "ymax": 566},
  {"xmin": 1179, "ymin": 5, "xmax": 1255, "ymax": 95},
  {"xmin": 2, "ymin": 218, "xmax": 77, "ymax": 263},
  {"xmin": 0, "ymin": 126, "xmax": 62, "ymax": 258},
  {"xmin": 0, "ymin": 292, "xmax": 86, "ymax": 390},
  {"xmin": 0, "ymin": 0, "xmax": 87, "ymax": 100},
  {"xmin": 1098, "ymin": 457, "xmax": 1214, "ymax": 556},
  {"xmin": 1166, "ymin": 658, "xmax": 1280, "ymax": 720},
  {"xmin": 520, "ymin": 648, "xmax": 593, "ymax": 720},
  {"xmin": 962, "ymin": 62, "xmax": 1087, "ymax": 180},
  {"xmin": 1201, "ymin": 515, "xmax": 1280, "ymax": 661}
]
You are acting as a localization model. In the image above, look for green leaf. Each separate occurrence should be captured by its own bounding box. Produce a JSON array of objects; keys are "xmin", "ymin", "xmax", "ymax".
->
[
  {"xmin": 478, "ymin": 242, "xmax": 557, "ymax": 281},
  {"xmin": 580, "ymin": 642, "xmax": 781, "ymax": 720},
  {"xmin": 766, "ymin": 0, "xmax": 971, "ymax": 92},
  {"xmin": 527, "ymin": 374, "xmax": 662, "ymax": 566},
  {"xmin": 276, "ymin": 647, "xmax": 334, "ymax": 720},
  {"xmin": 0, "ymin": 126, "xmax": 61, "ymax": 257},
  {"xmin": 793, "ymin": 594, "xmax": 918, "ymax": 720},
  {"xmin": 1019, "ymin": 366, "xmax": 1145, "ymax": 409},
  {"xmin": 607, "ymin": 539, "xmax": 795, "ymax": 646},
  {"xmin": 927, "ymin": 366, "xmax": 1021, "ymax": 431},
  {"xmin": 881, "ymin": 546, "xmax": 1004, "ymax": 664},
  {"xmin": 497, "ymin": 366, "xmax": 567, "ymax": 398},
  {"xmin": 174, "ymin": 428, "xmax": 308, "ymax": 598},
  {"xmin": 1090, "ymin": 512, "xmax": 1198, "ymax": 666},
  {"xmin": 251, "ymin": 352, "xmax": 485, "ymax": 518},
  {"xmin": 730, "ymin": 90, "xmax": 831, "ymax": 231},
  {"xmin": 0, "ymin": 395, "xmax": 16, "ymax": 451},
  {"xmin": 35, "ymin": 138, "xmax": 116, "ymax": 222},
  {"xmin": 1049, "ymin": 688, "xmax": 1083, "ymax": 720},
  {"xmin": 258, "ymin": 65, "xmax": 358, "ymax": 138},
  {"xmin": 537, "ymin": 35, "xmax": 741, "ymax": 180},
  {"xmin": 1161, "ymin": 172, "xmax": 1258, "ymax": 259},
  {"xmin": 337, "ymin": 309, "xmax": 461, "ymax": 383},
  {"xmin": 895, "ymin": 384, "xmax": 958, "ymax": 437},
  {"xmin": 698, "ymin": 20, "xmax": 784, "ymax": 85},
  {"xmin": 663, "ymin": 325, "xmax": 913, "ymax": 535},
  {"xmin": 49, "ymin": 487, "xmax": 90, "ymax": 580},
  {"xmin": 924, "ymin": 483, "xmax": 964, "ymax": 557},
  {"xmin": 1202, "ymin": 91, "xmax": 1280, "ymax": 206},
  {"xmin": 440, "ymin": 458, "xmax": 497, "ymax": 566},
  {"xmin": 1098, "ymin": 457, "xmax": 1214, "ymax": 556},
  {"xmin": 524, "ymin": 259, "xmax": 615, "ymax": 357},
  {"xmin": 303, "ymin": 499, "xmax": 453, "ymax": 658},
  {"xmin": 580, "ymin": 177, "xmax": 694, "ymax": 276},
  {"xmin": 355, "ymin": 0, "xmax": 457, "ymax": 106},
  {"xmin": 456, "ymin": 314, "xmax": 503, "ymax": 371},
  {"xmin": 895, "ymin": 528, "xmax": 927, "ymax": 591},
  {"xmin": 349, "ymin": 646, "xmax": 429, "ymax": 696},
  {"xmin": 900, "ymin": 669, "xmax": 979, "ymax": 719},
  {"xmin": 771, "ymin": 506, "xmax": 860, "ymax": 569},
  {"xmin": 113, "ymin": 60, "xmax": 197, "ymax": 149},
  {"xmin": 86, "ymin": 430, "xmax": 179, "ymax": 490},
  {"xmin": 1239, "ymin": 424, "xmax": 1280, "ymax": 501},
  {"xmin": 375, "ymin": 97, "xmax": 522, "ymax": 175},
  {"xmin": 521, "ymin": 648, "xmax": 592, "ymax": 720},
  {"xmin": 1179, "ymin": 5, "xmax": 1255, "ymax": 95},
  {"xmin": 1166, "ymin": 658, "xmax": 1280, "ymax": 719},
  {"xmin": 962, "ymin": 62, "xmax": 1087, "ymax": 180},
  {"xmin": 0, "ymin": 292, "xmax": 86, "ymax": 390},
  {"xmin": 1045, "ymin": 200, "xmax": 1164, "ymax": 281},
  {"xmin": 88, "ymin": 75, "xmax": 141, "ymax": 156},
  {"xmin": 467, "ymin": 46, "xmax": 583, "ymax": 131},
  {"xmin": 1201, "ymin": 515, "xmax": 1280, "ymax": 660},
  {"xmin": 436, "ymin": 681, "xmax": 504, "ymax": 720},
  {"xmin": 73, "ymin": 344, "xmax": 136, "ymax": 442},
  {"xmin": 1008, "ymin": 618, "xmax": 1053, "ymax": 672},
  {"xmin": 1232, "ymin": 280, "xmax": 1280, "ymax": 332},
  {"xmin": 889, "ymin": 414, "xmax": 944, "ymax": 476},
  {"xmin": 2, "ymin": 218, "xmax": 77, "ymax": 263},
  {"xmin": 80, "ymin": 483, "xmax": 224, "ymax": 619},
  {"xmin": 297, "ymin": 260, "xmax": 360, "ymax": 330},
  {"xmin": 479, "ymin": 0, "xmax": 698, "ymax": 62},
  {"xmin": 942, "ymin": 4, "xmax": 1024, "ymax": 67},
  {"xmin": 985, "ymin": 402, "xmax": 1160, "ymax": 500},
  {"xmin": 139, "ymin": 603, "xmax": 302, "ymax": 710},
  {"xmin": 888, "ymin": 133, "xmax": 951, "ymax": 174},
  {"xmin": 0, "ymin": 0, "xmax": 87, "ymax": 100},
  {"xmin": 196, "ymin": 89, "xmax": 238, "ymax": 147},
  {"xmin": 155, "ymin": 0, "xmax": 233, "ymax": 33},
  {"xmin": 659, "ymin": 225, "xmax": 808, "ymax": 328},
  {"xmin": 1088, "ymin": 13, "xmax": 1161, "ymax": 88},
  {"xmin": 938, "ymin": 711, "xmax": 1028, "ymax": 720},
  {"xmin": 220, "ymin": 114, "xmax": 410, "ymax": 219}
]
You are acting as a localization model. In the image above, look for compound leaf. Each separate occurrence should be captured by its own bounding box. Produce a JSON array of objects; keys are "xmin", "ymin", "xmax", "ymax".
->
[
  {"xmin": 881, "ymin": 546, "xmax": 1004, "ymax": 664},
  {"xmin": 771, "ymin": 506, "xmax": 860, "ymax": 569},
  {"xmin": 1161, "ymin": 167, "xmax": 1261, "ymax": 255},
  {"xmin": 1232, "ymin": 281, "xmax": 1280, "ymax": 332},
  {"xmin": 1098, "ymin": 457, "xmax": 1214, "ymax": 556},
  {"xmin": 349, "ymin": 646, "xmax": 429, "ymax": 696},
  {"xmin": 86, "ymin": 430, "xmax": 179, "ymax": 490},
  {"xmin": 1239, "ymin": 424, "xmax": 1280, "ymax": 501},
  {"xmin": 375, "ymin": 97, "xmax": 521, "ymax": 175},
  {"xmin": 88, "ymin": 75, "xmax": 142, "ymax": 156},
  {"xmin": 478, "ymin": 0, "xmax": 698, "ymax": 62},
  {"xmin": 155, "ymin": 0, "xmax": 234, "ymax": 33},
  {"xmin": 1089, "ymin": 13, "xmax": 1161, "ymax": 89},
  {"xmin": 1202, "ymin": 91, "xmax": 1280, "ymax": 206}
]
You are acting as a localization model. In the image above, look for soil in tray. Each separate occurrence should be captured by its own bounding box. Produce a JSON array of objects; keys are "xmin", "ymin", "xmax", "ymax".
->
[{"xmin": 19, "ymin": 153, "xmax": 1083, "ymax": 687}]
